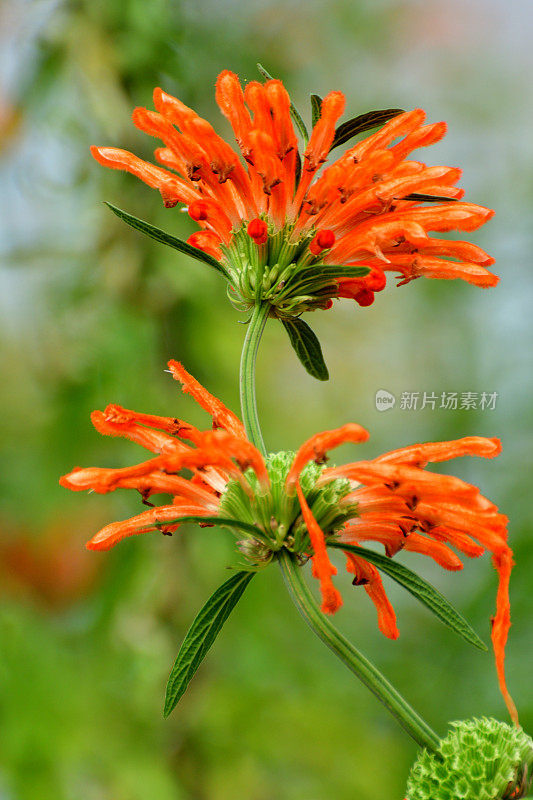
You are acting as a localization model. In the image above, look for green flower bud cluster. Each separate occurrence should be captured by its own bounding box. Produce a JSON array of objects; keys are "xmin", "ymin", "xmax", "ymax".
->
[
  {"xmin": 406, "ymin": 718, "xmax": 533, "ymax": 800},
  {"xmin": 219, "ymin": 450, "xmax": 357, "ymax": 566}
]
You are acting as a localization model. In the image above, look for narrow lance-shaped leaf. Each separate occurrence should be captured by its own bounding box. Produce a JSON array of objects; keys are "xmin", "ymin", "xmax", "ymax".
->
[
  {"xmin": 328, "ymin": 541, "xmax": 487, "ymax": 651},
  {"xmin": 331, "ymin": 108, "xmax": 405, "ymax": 150},
  {"xmin": 104, "ymin": 202, "xmax": 230, "ymax": 279},
  {"xmin": 282, "ymin": 317, "xmax": 329, "ymax": 381},
  {"xmin": 293, "ymin": 264, "xmax": 370, "ymax": 284},
  {"xmin": 310, "ymin": 94, "xmax": 322, "ymax": 128},
  {"xmin": 164, "ymin": 570, "xmax": 255, "ymax": 717},
  {"xmin": 257, "ymin": 63, "xmax": 309, "ymax": 144}
]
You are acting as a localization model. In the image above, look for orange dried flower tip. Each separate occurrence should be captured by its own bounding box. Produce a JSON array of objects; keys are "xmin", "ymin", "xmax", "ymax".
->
[
  {"xmin": 247, "ymin": 218, "xmax": 268, "ymax": 245},
  {"xmin": 309, "ymin": 229, "xmax": 335, "ymax": 256}
]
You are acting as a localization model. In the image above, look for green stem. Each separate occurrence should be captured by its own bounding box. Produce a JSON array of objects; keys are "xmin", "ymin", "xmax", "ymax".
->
[
  {"xmin": 238, "ymin": 302, "xmax": 440, "ymax": 754},
  {"xmin": 239, "ymin": 302, "xmax": 270, "ymax": 456},
  {"xmin": 278, "ymin": 550, "xmax": 441, "ymax": 753}
]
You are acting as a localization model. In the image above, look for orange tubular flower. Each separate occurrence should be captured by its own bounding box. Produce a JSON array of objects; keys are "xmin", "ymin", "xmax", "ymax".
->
[
  {"xmin": 61, "ymin": 366, "xmax": 515, "ymax": 721},
  {"xmin": 91, "ymin": 69, "xmax": 497, "ymax": 319}
]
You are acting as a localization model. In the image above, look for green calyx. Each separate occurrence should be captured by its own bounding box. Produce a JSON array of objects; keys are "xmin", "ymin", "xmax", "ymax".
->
[
  {"xmin": 219, "ymin": 450, "xmax": 357, "ymax": 566},
  {"xmin": 406, "ymin": 718, "xmax": 533, "ymax": 800},
  {"xmin": 222, "ymin": 223, "xmax": 366, "ymax": 317}
]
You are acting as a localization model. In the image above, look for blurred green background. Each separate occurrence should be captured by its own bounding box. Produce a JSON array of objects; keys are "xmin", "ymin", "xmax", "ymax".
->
[{"xmin": 1, "ymin": 0, "xmax": 532, "ymax": 797}]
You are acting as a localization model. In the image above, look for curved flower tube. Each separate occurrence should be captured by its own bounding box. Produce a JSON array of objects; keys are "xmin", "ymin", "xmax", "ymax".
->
[
  {"xmin": 91, "ymin": 69, "xmax": 497, "ymax": 318},
  {"xmin": 60, "ymin": 362, "xmax": 515, "ymax": 723}
]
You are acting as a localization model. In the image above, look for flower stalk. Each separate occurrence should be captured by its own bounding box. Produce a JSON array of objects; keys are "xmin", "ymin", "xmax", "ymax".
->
[
  {"xmin": 239, "ymin": 301, "xmax": 270, "ymax": 457},
  {"xmin": 278, "ymin": 549, "xmax": 441, "ymax": 752},
  {"xmin": 238, "ymin": 305, "xmax": 440, "ymax": 753}
]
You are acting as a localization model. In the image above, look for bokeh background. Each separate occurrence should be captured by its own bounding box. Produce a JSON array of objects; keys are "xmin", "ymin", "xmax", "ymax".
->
[{"xmin": 1, "ymin": 0, "xmax": 532, "ymax": 797}]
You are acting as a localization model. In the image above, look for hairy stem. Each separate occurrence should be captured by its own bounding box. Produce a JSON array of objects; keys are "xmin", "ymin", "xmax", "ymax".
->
[
  {"xmin": 279, "ymin": 550, "xmax": 440, "ymax": 752},
  {"xmin": 239, "ymin": 302, "xmax": 270, "ymax": 456}
]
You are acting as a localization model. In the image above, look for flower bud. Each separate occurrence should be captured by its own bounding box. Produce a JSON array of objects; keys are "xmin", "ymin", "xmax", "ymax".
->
[{"xmin": 247, "ymin": 218, "xmax": 268, "ymax": 245}]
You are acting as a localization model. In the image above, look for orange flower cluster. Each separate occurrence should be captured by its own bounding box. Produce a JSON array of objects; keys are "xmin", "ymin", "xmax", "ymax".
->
[
  {"xmin": 60, "ymin": 364, "xmax": 515, "ymax": 723},
  {"xmin": 91, "ymin": 71, "xmax": 497, "ymax": 313}
]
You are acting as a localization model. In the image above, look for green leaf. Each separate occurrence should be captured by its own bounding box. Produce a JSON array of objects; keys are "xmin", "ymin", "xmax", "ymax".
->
[
  {"xmin": 331, "ymin": 108, "xmax": 404, "ymax": 150},
  {"xmin": 310, "ymin": 94, "xmax": 322, "ymax": 128},
  {"xmin": 403, "ymin": 192, "xmax": 458, "ymax": 203},
  {"xmin": 164, "ymin": 570, "xmax": 255, "ymax": 717},
  {"xmin": 282, "ymin": 317, "xmax": 329, "ymax": 381},
  {"xmin": 293, "ymin": 264, "xmax": 370, "ymax": 284},
  {"xmin": 104, "ymin": 202, "xmax": 229, "ymax": 278},
  {"xmin": 257, "ymin": 63, "xmax": 309, "ymax": 143},
  {"xmin": 328, "ymin": 541, "xmax": 488, "ymax": 651}
]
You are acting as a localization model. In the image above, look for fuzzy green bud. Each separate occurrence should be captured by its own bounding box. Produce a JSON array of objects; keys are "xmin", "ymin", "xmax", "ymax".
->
[{"xmin": 406, "ymin": 718, "xmax": 533, "ymax": 800}]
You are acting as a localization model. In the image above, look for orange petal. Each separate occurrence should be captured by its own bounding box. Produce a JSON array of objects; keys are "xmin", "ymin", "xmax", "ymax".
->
[
  {"xmin": 264, "ymin": 80, "xmax": 298, "ymax": 159},
  {"xmin": 491, "ymin": 548, "xmax": 518, "ymax": 725},
  {"xmin": 349, "ymin": 109, "xmax": 426, "ymax": 161},
  {"xmin": 286, "ymin": 423, "xmax": 369, "ymax": 492},
  {"xmin": 102, "ymin": 404, "xmax": 203, "ymax": 443},
  {"xmin": 345, "ymin": 553, "xmax": 399, "ymax": 639},
  {"xmin": 60, "ymin": 459, "xmax": 162, "ymax": 493},
  {"xmin": 215, "ymin": 71, "xmax": 253, "ymax": 149},
  {"xmin": 90, "ymin": 409, "xmax": 188, "ymax": 456},
  {"xmin": 167, "ymin": 360, "xmax": 246, "ymax": 439},
  {"xmin": 305, "ymin": 91, "xmax": 346, "ymax": 171},
  {"xmin": 200, "ymin": 430, "xmax": 269, "ymax": 491},
  {"xmin": 187, "ymin": 231, "xmax": 224, "ymax": 260},
  {"xmin": 153, "ymin": 87, "xmax": 200, "ymax": 130},
  {"xmin": 375, "ymin": 436, "xmax": 502, "ymax": 467},
  {"xmin": 402, "ymin": 531, "xmax": 463, "ymax": 571},
  {"xmin": 335, "ymin": 461, "xmax": 479, "ymax": 500},
  {"xmin": 427, "ymin": 525, "xmax": 485, "ymax": 559},
  {"xmin": 387, "ymin": 254, "xmax": 498, "ymax": 288},
  {"xmin": 86, "ymin": 504, "xmax": 207, "ymax": 550},
  {"xmin": 341, "ymin": 521, "xmax": 411, "ymax": 558},
  {"xmin": 90, "ymin": 146, "xmax": 199, "ymax": 205},
  {"xmin": 297, "ymin": 484, "xmax": 342, "ymax": 614}
]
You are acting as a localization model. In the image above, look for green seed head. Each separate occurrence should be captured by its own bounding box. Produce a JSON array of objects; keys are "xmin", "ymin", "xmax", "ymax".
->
[{"xmin": 406, "ymin": 718, "xmax": 533, "ymax": 800}]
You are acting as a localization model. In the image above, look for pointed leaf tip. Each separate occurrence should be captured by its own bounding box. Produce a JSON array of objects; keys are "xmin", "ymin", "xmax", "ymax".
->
[
  {"xmin": 310, "ymin": 94, "xmax": 323, "ymax": 128},
  {"xmin": 331, "ymin": 108, "xmax": 405, "ymax": 150},
  {"xmin": 329, "ymin": 541, "xmax": 488, "ymax": 651},
  {"xmin": 163, "ymin": 570, "xmax": 255, "ymax": 717}
]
